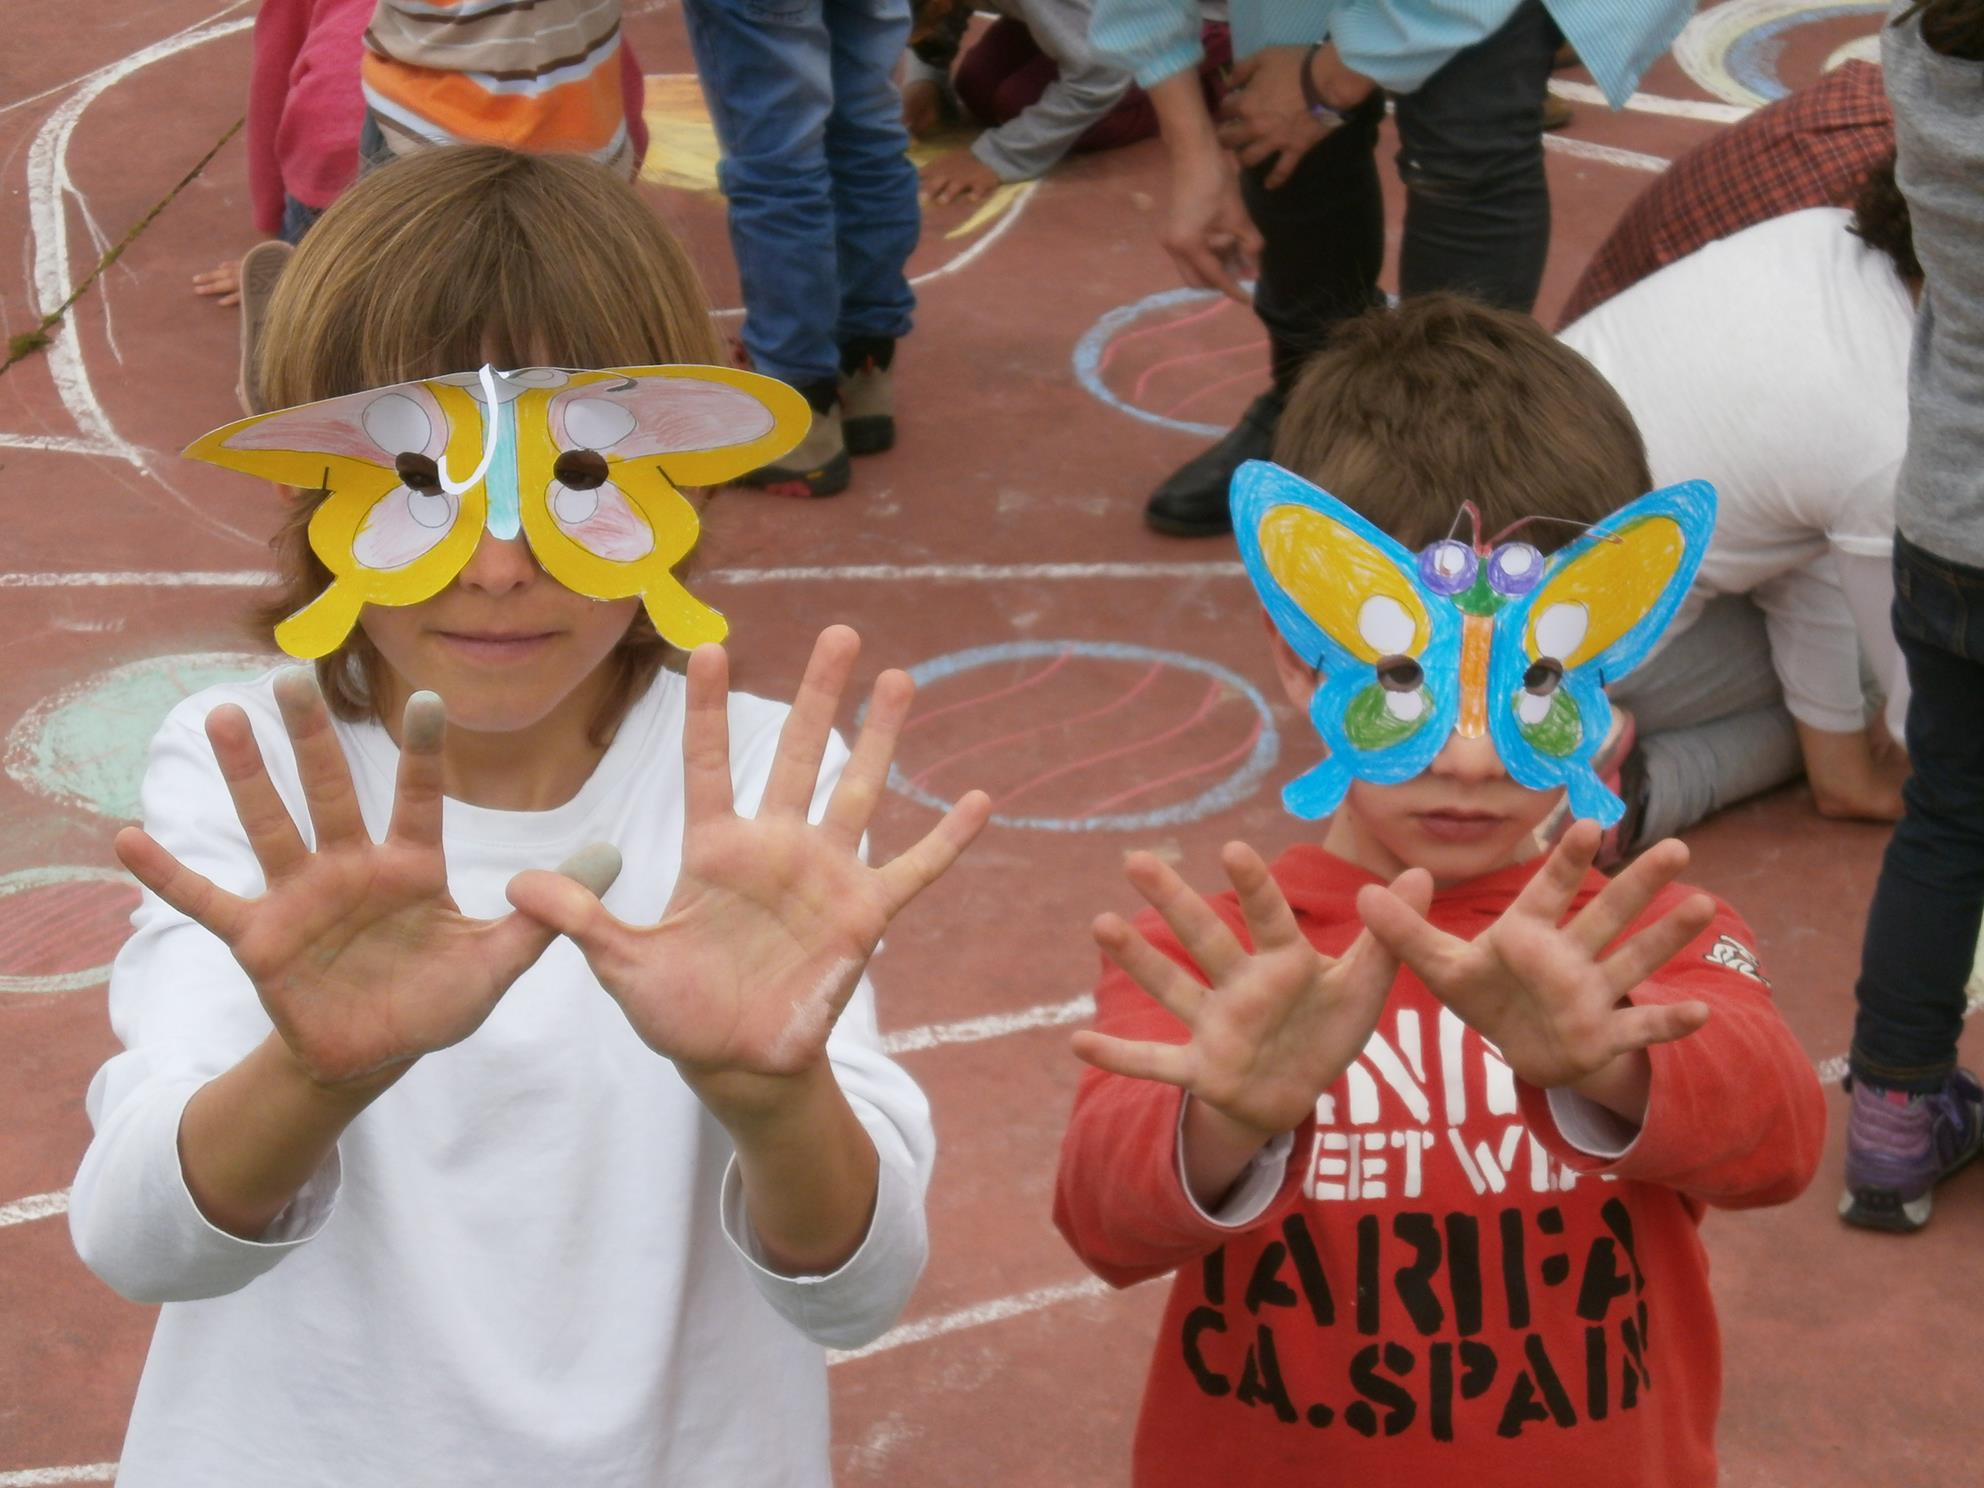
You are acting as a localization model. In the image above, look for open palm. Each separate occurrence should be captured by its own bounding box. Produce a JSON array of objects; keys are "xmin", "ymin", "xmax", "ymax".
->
[
  {"xmin": 508, "ymin": 627, "xmax": 990, "ymax": 1079},
  {"xmin": 1356, "ymin": 821, "xmax": 1715, "ymax": 1092},
  {"xmin": 1074, "ymin": 844, "xmax": 1431, "ymax": 1140},
  {"xmin": 114, "ymin": 672, "xmax": 598, "ymax": 1086}
]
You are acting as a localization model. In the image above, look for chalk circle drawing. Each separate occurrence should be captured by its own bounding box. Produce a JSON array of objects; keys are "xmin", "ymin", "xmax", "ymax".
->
[
  {"xmin": 874, "ymin": 640, "xmax": 1279, "ymax": 832},
  {"xmin": 0, "ymin": 867, "xmax": 141, "ymax": 995},
  {"xmin": 1073, "ymin": 286, "xmax": 1269, "ymax": 440},
  {"xmin": 1673, "ymin": 0, "xmax": 1889, "ymax": 108},
  {"xmin": 5, "ymin": 651, "xmax": 276, "ymax": 821}
]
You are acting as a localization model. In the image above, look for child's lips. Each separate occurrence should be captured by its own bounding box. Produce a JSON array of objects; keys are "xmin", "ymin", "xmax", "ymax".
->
[
  {"xmin": 434, "ymin": 630, "xmax": 559, "ymax": 664},
  {"xmin": 1411, "ymin": 809, "xmax": 1509, "ymax": 843}
]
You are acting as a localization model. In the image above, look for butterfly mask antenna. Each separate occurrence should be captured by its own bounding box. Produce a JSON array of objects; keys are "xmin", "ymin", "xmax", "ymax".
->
[
  {"xmin": 1447, "ymin": 499, "xmax": 1484, "ymax": 550},
  {"xmin": 437, "ymin": 364, "xmax": 505, "ymax": 496}
]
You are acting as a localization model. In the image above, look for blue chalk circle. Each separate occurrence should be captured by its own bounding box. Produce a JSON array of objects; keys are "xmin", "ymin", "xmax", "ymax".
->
[
  {"xmin": 880, "ymin": 639, "xmax": 1280, "ymax": 832},
  {"xmin": 1072, "ymin": 286, "xmax": 1242, "ymax": 440}
]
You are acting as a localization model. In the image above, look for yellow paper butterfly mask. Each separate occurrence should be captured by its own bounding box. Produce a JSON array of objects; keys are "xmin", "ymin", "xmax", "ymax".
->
[{"xmin": 183, "ymin": 364, "xmax": 811, "ymax": 659}]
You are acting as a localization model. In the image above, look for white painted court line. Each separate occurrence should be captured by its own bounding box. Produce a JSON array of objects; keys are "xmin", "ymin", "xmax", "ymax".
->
[
  {"xmin": 828, "ymin": 1275, "xmax": 1117, "ymax": 1365},
  {"xmin": 1543, "ymin": 135, "xmax": 1670, "ymax": 175},
  {"xmin": 0, "ymin": 562, "xmax": 1249, "ymax": 590},
  {"xmin": 0, "ymin": 1465, "xmax": 117, "ymax": 1486},
  {"xmin": 1548, "ymin": 78, "xmax": 1753, "ymax": 124},
  {"xmin": 882, "ymin": 994, "xmax": 1095, "ymax": 1056},
  {"xmin": 0, "ymin": 1189, "xmax": 69, "ymax": 1229}
]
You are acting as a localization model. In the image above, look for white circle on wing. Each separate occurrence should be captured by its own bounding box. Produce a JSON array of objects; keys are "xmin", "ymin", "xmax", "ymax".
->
[
  {"xmin": 361, "ymin": 393, "xmax": 432, "ymax": 457},
  {"xmin": 1517, "ymin": 690, "xmax": 1553, "ymax": 725},
  {"xmin": 564, "ymin": 397, "xmax": 638, "ymax": 450},
  {"xmin": 1357, "ymin": 595, "xmax": 1415, "ymax": 656},
  {"xmin": 1384, "ymin": 688, "xmax": 1426, "ymax": 723},
  {"xmin": 1533, "ymin": 602, "xmax": 1589, "ymax": 662},
  {"xmin": 551, "ymin": 481, "xmax": 599, "ymax": 526},
  {"xmin": 408, "ymin": 489, "xmax": 453, "ymax": 528}
]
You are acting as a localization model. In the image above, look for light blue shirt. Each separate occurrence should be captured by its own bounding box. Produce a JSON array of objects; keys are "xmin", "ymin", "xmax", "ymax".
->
[{"xmin": 1091, "ymin": 0, "xmax": 1692, "ymax": 109}]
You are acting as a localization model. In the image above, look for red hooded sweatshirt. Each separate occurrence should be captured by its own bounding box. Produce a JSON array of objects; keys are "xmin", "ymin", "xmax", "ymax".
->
[{"xmin": 1055, "ymin": 845, "xmax": 1824, "ymax": 1488}]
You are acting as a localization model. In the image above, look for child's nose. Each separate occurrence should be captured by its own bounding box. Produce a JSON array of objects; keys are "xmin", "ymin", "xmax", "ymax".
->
[
  {"xmin": 1428, "ymin": 728, "xmax": 1508, "ymax": 784},
  {"xmin": 456, "ymin": 535, "xmax": 537, "ymax": 595}
]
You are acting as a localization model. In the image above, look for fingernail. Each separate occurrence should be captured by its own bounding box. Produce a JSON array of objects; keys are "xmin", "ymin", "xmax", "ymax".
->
[
  {"xmin": 556, "ymin": 843, "xmax": 622, "ymax": 897},
  {"xmin": 402, "ymin": 691, "xmax": 446, "ymax": 751},
  {"xmin": 272, "ymin": 664, "xmax": 319, "ymax": 717}
]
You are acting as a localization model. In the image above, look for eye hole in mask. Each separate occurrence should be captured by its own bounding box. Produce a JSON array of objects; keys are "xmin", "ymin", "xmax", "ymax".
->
[
  {"xmin": 395, "ymin": 451, "xmax": 442, "ymax": 493},
  {"xmin": 553, "ymin": 449, "xmax": 610, "ymax": 491}
]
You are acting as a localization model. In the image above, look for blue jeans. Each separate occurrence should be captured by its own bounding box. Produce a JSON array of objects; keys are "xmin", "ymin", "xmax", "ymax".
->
[
  {"xmin": 279, "ymin": 195, "xmax": 322, "ymax": 246},
  {"xmin": 682, "ymin": 0, "xmax": 919, "ymax": 387},
  {"xmin": 1851, "ymin": 532, "xmax": 1984, "ymax": 1092}
]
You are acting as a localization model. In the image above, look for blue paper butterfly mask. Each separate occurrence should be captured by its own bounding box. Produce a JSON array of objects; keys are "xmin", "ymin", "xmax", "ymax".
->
[{"xmin": 1231, "ymin": 460, "xmax": 1717, "ymax": 827}]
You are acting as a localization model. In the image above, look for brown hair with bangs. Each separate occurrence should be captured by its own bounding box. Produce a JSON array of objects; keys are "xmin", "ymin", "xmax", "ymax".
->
[
  {"xmin": 252, "ymin": 145, "xmax": 726, "ymax": 743},
  {"xmin": 1271, "ymin": 293, "xmax": 1650, "ymax": 555}
]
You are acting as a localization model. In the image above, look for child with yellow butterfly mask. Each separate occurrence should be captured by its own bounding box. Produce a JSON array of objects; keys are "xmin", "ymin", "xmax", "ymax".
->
[
  {"xmin": 69, "ymin": 146, "xmax": 989, "ymax": 1488},
  {"xmin": 1056, "ymin": 296, "xmax": 1823, "ymax": 1488}
]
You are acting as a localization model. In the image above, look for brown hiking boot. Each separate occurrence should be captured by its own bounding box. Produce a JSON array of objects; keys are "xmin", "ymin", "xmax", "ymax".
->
[
  {"xmin": 735, "ymin": 404, "xmax": 851, "ymax": 497},
  {"xmin": 838, "ymin": 337, "xmax": 896, "ymax": 455}
]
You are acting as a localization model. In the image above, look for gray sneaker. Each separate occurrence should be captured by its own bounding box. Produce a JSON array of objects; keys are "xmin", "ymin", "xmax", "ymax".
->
[
  {"xmin": 735, "ymin": 404, "xmax": 850, "ymax": 498},
  {"xmin": 838, "ymin": 339, "xmax": 895, "ymax": 455}
]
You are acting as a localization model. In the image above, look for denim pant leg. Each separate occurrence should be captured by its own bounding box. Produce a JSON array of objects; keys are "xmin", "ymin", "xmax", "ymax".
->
[
  {"xmin": 823, "ymin": 0, "xmax": 919, "ymax": 346},
  {"xmin": 681, "ymin": 0, "xmax": 841, "ymax": 386},
  {"xmin": 1851, "ymin": 534, "xmax": 1984, "ymax": 1092},
  {"xmin": 1390, "ymin": 0, "xmax": 1559, "ymax": 312},
  {"xmin": 1240, "ymin": 93, "xmax": 1386, "ymax": 395},
  {"xmin": 279, "ymin": 196, "xmax": 323, "ymax": 246}
]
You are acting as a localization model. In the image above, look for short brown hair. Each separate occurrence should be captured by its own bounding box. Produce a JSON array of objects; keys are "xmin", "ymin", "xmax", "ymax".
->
[
  {"xmin": 253, "ymin": 146, "xmax": 726, "ymax": 740},
  {"xmin": 1271, "ymin": 293, "xmax": 1651, "ymax": 554}
]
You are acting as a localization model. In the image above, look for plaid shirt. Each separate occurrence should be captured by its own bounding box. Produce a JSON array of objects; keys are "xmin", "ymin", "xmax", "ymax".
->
[{"xmin": 1559, "ymin": 61, "xmax": 1894, "ymax": 329}]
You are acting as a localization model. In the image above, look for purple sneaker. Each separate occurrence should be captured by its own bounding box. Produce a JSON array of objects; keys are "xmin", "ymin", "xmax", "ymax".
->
[{"xmin": 1839, "ymin": 1070, "xmax": 1984, "ymax": 1232}]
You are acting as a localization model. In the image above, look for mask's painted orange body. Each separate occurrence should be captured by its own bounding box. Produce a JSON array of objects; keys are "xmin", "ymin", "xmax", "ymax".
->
[{"xmin": 1458, "ymin": 610, "xmax": 1494, "ymax": 739}]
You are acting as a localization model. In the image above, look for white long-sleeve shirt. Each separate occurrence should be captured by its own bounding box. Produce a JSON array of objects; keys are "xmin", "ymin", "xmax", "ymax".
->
[
  {"xmin": 70, "ymin": 668, "xmax": 934, "ymax": 1488},
  {"xmin": 1561, "ymin": 207, "xmax": 1916, "ymax": 736}
]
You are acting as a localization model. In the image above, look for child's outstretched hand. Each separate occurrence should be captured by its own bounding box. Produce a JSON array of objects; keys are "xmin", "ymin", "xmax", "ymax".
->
[
  {"xmin": 507, "ymin": 626, "xmax": 990, "ymax": 1089},
  {"xmin": 114, "ymin": 670, "xmax": 612, "ymax": 1087},
  {"xmin": 1354, "ymin": 820, "xmax": 1716, "ymax": 1121},
  {"xmin": 1074, "ymin": 845, "xmax": 1431, "ymax": 1143}
]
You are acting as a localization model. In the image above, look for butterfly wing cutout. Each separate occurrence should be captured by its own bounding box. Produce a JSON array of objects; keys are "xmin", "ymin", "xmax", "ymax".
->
[
  {"xmin": 1231, "ymin": 461, "xmax": 1463, "ymax": 819},
  {"xmin": 518, "ymin": 366, "xmax": 812, "ymax": 648},
  {"xmin": 183, "ymin": 381, "xmax": 489, "ymax": 658},
  {"xmin": 1487, "ymin": 480, "xmax": 1717, "ymax": 825}
]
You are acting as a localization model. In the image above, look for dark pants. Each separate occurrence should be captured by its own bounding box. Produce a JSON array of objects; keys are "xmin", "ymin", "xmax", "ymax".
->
[
  {"xmin": 1851, "ymin": 532, "xmax": 1984, "ymax": 1093},
  {"xmin": 1245, "ymin": 0, "xmax": 1560, "ymax": 394}
]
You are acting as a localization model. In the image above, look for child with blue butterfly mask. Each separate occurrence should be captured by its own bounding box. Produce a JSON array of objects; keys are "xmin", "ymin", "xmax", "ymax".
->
[{"xmin": 1055, "ymin": 295, "xmax": 1824, "ymax": 1488}]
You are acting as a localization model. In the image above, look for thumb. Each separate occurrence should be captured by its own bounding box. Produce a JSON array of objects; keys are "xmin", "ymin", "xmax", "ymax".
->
[{"xmin": 498, "ymin": 844, "xmax": 628, "ymax": 967}]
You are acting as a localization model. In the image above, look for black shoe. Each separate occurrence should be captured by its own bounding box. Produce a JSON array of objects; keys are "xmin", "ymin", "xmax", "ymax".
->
[{"xmin": 1143, "ymin": 390, "xmax": 1284, "ymax": 537}]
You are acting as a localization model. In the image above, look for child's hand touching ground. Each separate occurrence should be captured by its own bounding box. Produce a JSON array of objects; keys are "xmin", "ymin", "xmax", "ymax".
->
[
  {"xmin": 115, "ymin": 670, "xmax": 609, "ymax": 1089},
  {"xmin": 1354, "ymin": 820, "xmax": 1715, "ymax": 1124},
  {"xmin": 193, "ymin": 258, "xmax": 242, "ymax": 305},
  {"xmin": 509, "ymin": 626, "xmax": 989, "ymax": 1100},
  {"xmin": 1074, "ymin": 846, "xmax": 1430, "ymax": 1201}
]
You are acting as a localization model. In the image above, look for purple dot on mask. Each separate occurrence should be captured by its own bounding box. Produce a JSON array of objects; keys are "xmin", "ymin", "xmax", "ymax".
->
[{"xmin": 1418, "ymin": 540, "xmax": 1477, "ymax": 596}]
